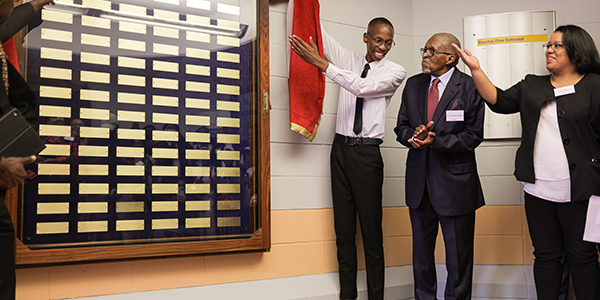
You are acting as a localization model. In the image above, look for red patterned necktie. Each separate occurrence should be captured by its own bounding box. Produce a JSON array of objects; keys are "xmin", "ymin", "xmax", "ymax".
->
[{"xmin": 427, "ymin": 78, "xmax": 440, "ymax": 122}]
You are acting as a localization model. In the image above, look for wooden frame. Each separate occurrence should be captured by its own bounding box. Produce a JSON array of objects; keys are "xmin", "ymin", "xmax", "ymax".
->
[{"xmin": 8, "ymin": 0, "xmax": 270, "ymax": 266}]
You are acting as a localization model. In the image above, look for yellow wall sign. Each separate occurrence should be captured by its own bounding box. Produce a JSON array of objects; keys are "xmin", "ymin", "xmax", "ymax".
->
[{"xmin": 477, "ymin": 34, "xmax": 547, "ymax": 46}]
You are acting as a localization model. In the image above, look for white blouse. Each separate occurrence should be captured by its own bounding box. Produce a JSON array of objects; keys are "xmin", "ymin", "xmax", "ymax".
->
[{"xmin": 523, "ymin": 100, "xmax": 571, "ymax": 202}]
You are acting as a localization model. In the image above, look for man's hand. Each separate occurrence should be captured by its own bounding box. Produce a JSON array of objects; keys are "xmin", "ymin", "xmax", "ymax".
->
[
  {"xmin": 29, "ymin": 0, "xmax": 55, "ymax": 12},
  {"xmin": 408, "ymin": 130, "xmax": 436, "ymax": 150},
  {"xmin": 0, "ymin": 156, "xmax": 36, "ymax": 190},
  {"xmin": 413, "ymin": 121, "xmax": 434, "ymax": 140},
  {"xmin": 288, "ymin": 35, "xmax": 329, "ymax": 72}
]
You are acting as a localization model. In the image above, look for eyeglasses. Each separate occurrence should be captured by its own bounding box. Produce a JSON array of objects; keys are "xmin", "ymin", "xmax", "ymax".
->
[
  {"xmin": 367, "ymin": 32, "xmax": 395, "ymax": 49},
  {"xmin": 542, "ymin": 43, "xmax": 565, "ymax": 51},
  {"xmin": 420, "ymin": 47, "xmax": 453, "ymax": 57}
]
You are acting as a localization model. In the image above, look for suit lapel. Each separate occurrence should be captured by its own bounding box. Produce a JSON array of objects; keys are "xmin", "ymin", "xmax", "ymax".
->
[{"xmin": 431, "ymin": 70, "xmax": 461, "ymax": 129}]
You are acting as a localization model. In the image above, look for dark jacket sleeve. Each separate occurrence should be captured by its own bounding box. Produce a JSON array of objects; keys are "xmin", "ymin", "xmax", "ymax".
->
[
  {"xmin": 0, "ymin": 4, "xmax": 39, "ymax": 128},
  {"xmin": 0, "ymin": 3, "xmax": 36, "ymax": 43},
  {"xmin": 486, "ymin": 76, "xmax": 528, "ymax": 114}
]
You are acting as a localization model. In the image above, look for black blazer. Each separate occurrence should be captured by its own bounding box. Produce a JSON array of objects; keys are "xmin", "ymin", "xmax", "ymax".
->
[
  {"xmin": 490, "ymin": 73, "xmax": 600, "ymax": 201},
  {"xmin": 395, "ymin": 68, "xmax": 485, "ymax": 216},
  {"xmin": 0, "ymin": 3, "xmax": 38, "ymax": 129}
]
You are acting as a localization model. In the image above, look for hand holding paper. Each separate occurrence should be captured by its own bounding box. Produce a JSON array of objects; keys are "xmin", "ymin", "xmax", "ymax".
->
[
  {"xmin": 583, "ymin": 195, "xmax": 600, "ymax": 243},
  {"xmin": 0, "ymin": 155, "xmax": 35, "ymax": 189}
]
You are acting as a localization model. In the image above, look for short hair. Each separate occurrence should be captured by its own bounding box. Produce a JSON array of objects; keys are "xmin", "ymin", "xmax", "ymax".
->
[
  {"xmin": 433, "ymin": 33, "xmax": 461, "ymax": 68},
  {"xmin": 555, "ymin": 25, "xmax": 600, "ymax": 75},
  {"xmin": 368, "ymin": 17, "xmax": 394, "ymax": 32}
]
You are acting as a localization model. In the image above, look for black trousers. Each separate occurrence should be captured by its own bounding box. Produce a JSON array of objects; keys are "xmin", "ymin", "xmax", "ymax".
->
[
  {"xmin": 330, "ymin": 141, "xmax": 384, "ymax": 300},
  {"xmin": 410, "ymin": 188, "xmax": 475, "ymax": 300},
  {"xmin": 0, "ymin": 190, "xmax": 15, "ymax": 300},
  {"xmin": 524, "ymin": 193, "xmax": 600, "ymax": 300}
]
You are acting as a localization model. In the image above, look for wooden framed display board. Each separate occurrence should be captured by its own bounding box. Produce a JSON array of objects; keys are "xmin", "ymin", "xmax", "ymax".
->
[{"xmin": 8, "ymin": 0, "xmax": 270, "ymax": 265}]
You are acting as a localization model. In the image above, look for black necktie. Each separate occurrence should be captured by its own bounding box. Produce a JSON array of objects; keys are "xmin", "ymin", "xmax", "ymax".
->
[{"xmin": 353, "ymin": 63, "xmax": 370, "ymax": 135}]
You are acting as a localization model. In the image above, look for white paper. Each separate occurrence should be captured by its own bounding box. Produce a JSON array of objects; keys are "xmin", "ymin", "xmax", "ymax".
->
[
  {"xmin": 583, "ymin": 195, "xmax": 600, "ymax": 243},
  {"xmin": 554, "ymin": 85, "xmax": 575, "ymax": 97},
  {"xmin": 446, "ymin": 110, "xmax": 464, "ymax": 122}
]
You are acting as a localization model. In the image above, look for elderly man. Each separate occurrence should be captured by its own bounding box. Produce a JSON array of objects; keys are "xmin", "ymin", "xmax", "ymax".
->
[{"xmin": 394, "ymin": 33, "xmax": 485, "ymax": 300}]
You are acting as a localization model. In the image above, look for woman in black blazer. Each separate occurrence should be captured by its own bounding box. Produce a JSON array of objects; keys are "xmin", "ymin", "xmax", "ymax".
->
[{"xmin": 455, "ymin": 25, "xmax": 600, "ymax": 300}]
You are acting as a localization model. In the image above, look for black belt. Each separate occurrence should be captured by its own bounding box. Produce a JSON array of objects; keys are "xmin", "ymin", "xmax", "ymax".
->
[{"xmin": 334, "ymin": 133, "xmax": 382, "ymax": 146}]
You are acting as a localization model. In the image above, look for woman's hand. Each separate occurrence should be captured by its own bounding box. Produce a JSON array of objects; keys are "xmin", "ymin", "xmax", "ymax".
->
[{"xmin": 452, "ymin": 43, "xmax": 480, "ymax": 72}]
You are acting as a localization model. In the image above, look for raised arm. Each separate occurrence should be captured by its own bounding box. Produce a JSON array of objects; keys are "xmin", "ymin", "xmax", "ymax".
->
[
  {"xmin": 452, "ymin": 44, "xmax": 498, "ymax": 104},
  {"xmin": 288, "ymin": 35, "xmax": 329, "ymax": 72},
  {"xmin": 0, "ymin": 0, "xmax": 55, "ymax": 43}
]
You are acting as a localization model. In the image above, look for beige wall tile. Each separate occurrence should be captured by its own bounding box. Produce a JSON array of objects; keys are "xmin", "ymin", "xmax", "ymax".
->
[
  {"xmin": 434, "ymin": 235, "xmax": 446, "ymax": 264},
  {"xmin": 325, "ymin": 241, "xmax": 339, "ymax": 273},
  {"xmin": 474, "ymin": 236, "xmax": 524, "ymax": 265},
  {"xmin": 47, "ymin": 262, "xmax": 133, "ymax": 299},
  {"xmin": 382, "ymin": 177, "xmax": 406, "ymax": 207},
  {"xmin": 204, "ymin": 243, "xmax": 326, "ymax": 285},
  {"xmin": 272, "ymin": 209, "xmax": 327, "ymax": 244},
  {"xmin": 204, "ymin": 251, "xmax": 269, "ymax": 285},
  {"xmin": 475, "ymin": 206, "xmax": 524, "ymax": 235},
  {"xmin": 16, "ymin": 268, "xmax": 49, "ymax": 300},
  {"xmin": 265, "ymin": 243, "xmax": 327, "ymax": 278},
  {"xmin": 384, "ymin": 236, "xmax": 412, "ymax": 266},
  {"xmin": 356, "ymin": 238, "xmax": 366, "ymax": 270},
  {"xmin": 382, "ymin": 207, "xmax": 411, "ymax": 238},
  {"xmin": 523, "ymin": 235, "xmax": 534, "ymax": 265},
  {"xmin": 324, "ymin": 209, "xmax": 336, "ymax": 241},
  {"xmin": 132, "ymin": 256, "xmax": 206, "ymax": 291}
]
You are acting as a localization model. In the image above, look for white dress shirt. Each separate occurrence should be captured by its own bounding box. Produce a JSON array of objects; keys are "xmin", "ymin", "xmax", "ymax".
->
[
  {"xmin": 429, "ymin": 67, "xmax": 455, "ymax": 101},
  {"xmin": 321, "ymin": 26, "xmax": 407, "ymax": 139}
]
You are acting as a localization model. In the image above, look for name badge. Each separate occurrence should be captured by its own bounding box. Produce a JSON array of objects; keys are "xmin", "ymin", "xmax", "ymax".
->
[
  {"xmin": 446, "ymin": 110, "xmax": 464, "ymax": 122},
  {"xmin": 554, "ymin": 85, "xmax": 576, "ymax": 97}
]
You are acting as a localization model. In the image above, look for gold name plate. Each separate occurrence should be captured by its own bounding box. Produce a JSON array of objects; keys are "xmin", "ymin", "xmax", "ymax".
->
[
  {"xmin": 37, "ymin": 222, "xmax": 69, "ymax": 234},
  {"xmin": 78, "ymin": 202, "xmax": 108, "ymax": 213},
  {"xmin": 186, "ymin": 201, "xmax": 210, "ymax": 211},
  {"xmin": 39, "ymin": 183, "xmax": 70, "ymax": 195},
  {"xmin": 185, "ymin": 184, "xmax": 210, "ymax": 194},
  {"xmin": 152, "ymin": 201, "xmax": 178, "ymax": 212},
  {"xmin": 116, "ymin": 202, "xmax": 144, "ymax": 213},
  {"xmin": 218, "ymin": 200, "xmax": 241, "ymax": 210},
  {"xmin": 78, "ymin": 221, "xmax": 108, "ymax": 233},
  {"xmin": 117, "ymin": 165, "xmax": 145, "ymax": 176},
  {"xmin": 186, "ymin": 218, "xmax": 210, "ymax": 228},
  {"xmin": 117, "ymin": 183, "xmax": 145, "ymax": 194},
  {"xmin": 217, "ymin": 217, "xmax": 241, "ymax": 227},
  {"xmin": 79, "ymin": 164, "xmax": 109, "ymax": 176},
  {"xmin": 38, "ymin": 164, "xmax": 70, "ymax": 176},
  {"xmin": 186, "ymin": 149, "xmax": 210, "ymax": 160},
  {"xmin": 152, "ymin": 219, "xmax": 178, "ymax": 230},
  {"xmin": 152, "ymin": 184, "xmax": 178, "ymax": 194},
  {"xmin": 79, "ymin": 183, "xmax": 109, "ymax": 195},
  {"xmin": 37, "ymin": 203, "xmax": 69, "ymax": 214},
  {"xmin": 217, "ymin": 184, "xmax": 240, "ymax": 194},
  {"xmin": 116, "ymin": 220, "xmax": 144, "ymax": 231}
]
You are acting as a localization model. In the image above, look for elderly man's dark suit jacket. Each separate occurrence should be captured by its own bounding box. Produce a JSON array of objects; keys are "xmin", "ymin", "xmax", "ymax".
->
[{"xmin": 395, "ymin": 68, "xmax": 485, "ymax": 215}]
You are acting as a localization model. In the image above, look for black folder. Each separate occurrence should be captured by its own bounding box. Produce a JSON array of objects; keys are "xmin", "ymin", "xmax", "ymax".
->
[{"xmin": 0, "ymin": 108, "xmax": 45, "ymax": 157}]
